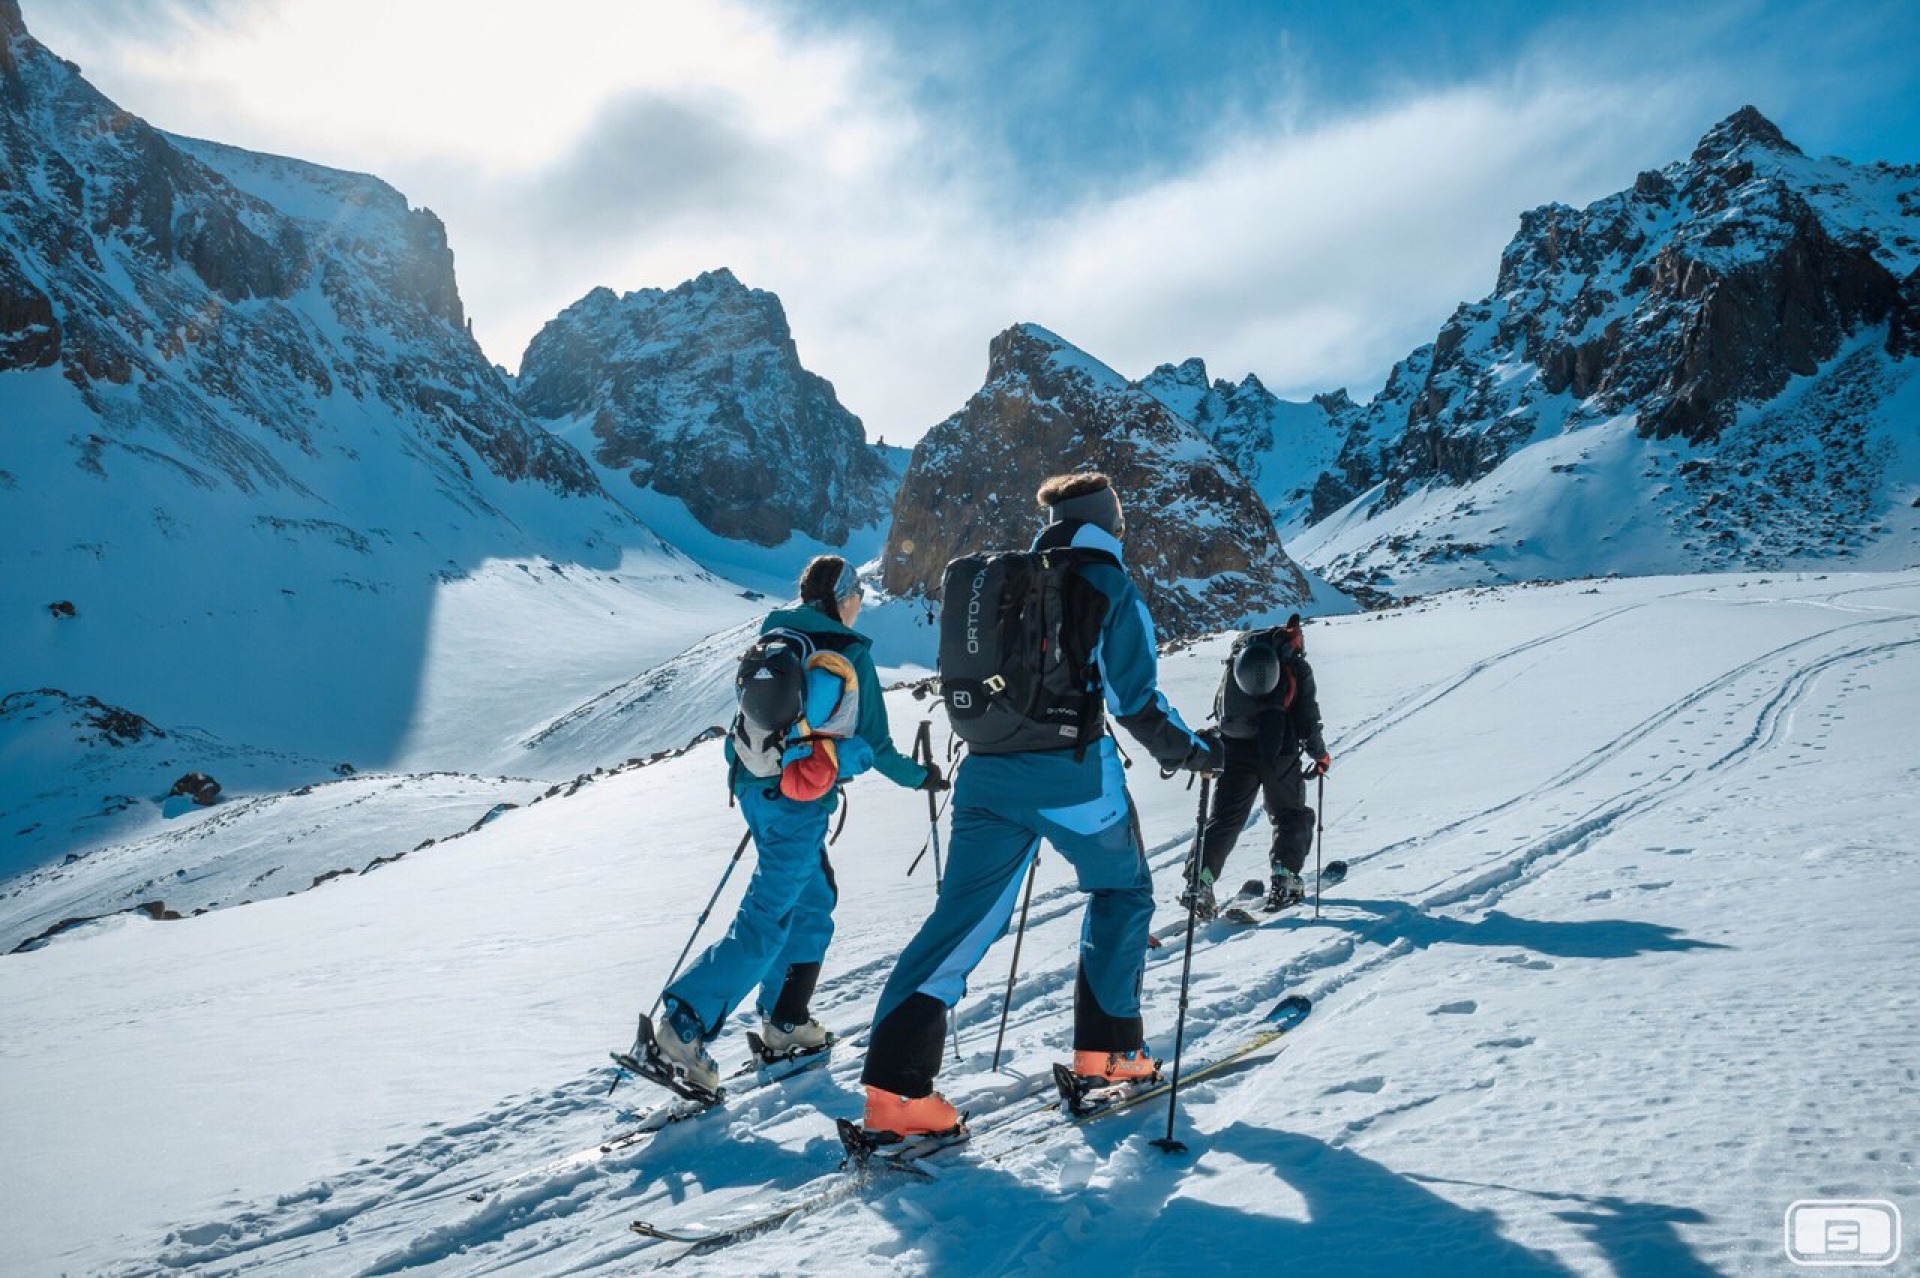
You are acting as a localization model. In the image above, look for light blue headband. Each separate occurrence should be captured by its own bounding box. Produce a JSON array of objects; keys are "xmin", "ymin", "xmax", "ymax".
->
[{"xmin": 833, "ymin": 560, "xmax": 862, "ymax": 603}]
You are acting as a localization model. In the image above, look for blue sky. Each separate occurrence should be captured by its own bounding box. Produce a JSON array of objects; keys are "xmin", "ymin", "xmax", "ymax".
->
[
  {"xmin": 24, "ymin": 0, "xmax": 1920, "ymax": 443},
  {"xmin": 787, "ymin": 0, "xmax": 1920, "ymax": 192}
]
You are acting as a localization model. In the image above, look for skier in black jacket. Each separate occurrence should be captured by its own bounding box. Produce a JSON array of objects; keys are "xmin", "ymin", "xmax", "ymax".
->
[{"xmin": 1184, "ymin": 614, "xmax": 1330, "ymax": 915}]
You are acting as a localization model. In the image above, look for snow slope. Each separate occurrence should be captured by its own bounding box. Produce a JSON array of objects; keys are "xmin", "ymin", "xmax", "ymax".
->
[{"xmin": 1, "ymin": 572, "xmax": 1915, "ymax": 1275}]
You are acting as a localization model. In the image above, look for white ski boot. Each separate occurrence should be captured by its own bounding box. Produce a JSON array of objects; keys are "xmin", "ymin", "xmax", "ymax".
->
[
  {"xmin": 650, "ymin": 1006, "xmax": 721, "ymax": 1093},
  {"xmin": 757, "ymin": 1017, "xmax": 834, "ymax": 1057}
]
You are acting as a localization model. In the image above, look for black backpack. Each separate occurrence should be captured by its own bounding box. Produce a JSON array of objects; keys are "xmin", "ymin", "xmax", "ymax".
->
[
  {"xmin": 730, "ymin": 628, "xmax": 815, "ymax": 778},
  {"xmin": 937, "ymin": 547, "xmax": 1116, "ymax": 756},
  {"xmin": 1215, "ymin": 625, "xmax": 1300, "ymax": 737}
]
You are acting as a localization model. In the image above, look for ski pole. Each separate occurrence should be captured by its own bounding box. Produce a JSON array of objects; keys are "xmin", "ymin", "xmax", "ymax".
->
[
  {"xmin": 913, "ymin": 721, "xmax": 960, "ymax": 1060},
  {"xmin": 907, "ymin": 721, "xmax": 950, "ymax": 890},
  {"xmin": 611, "ymin": 826, "xmax": 753, "ymax": 1096},
  {"xmin": 1152, "ymin": 770, "xmax": 1211, "ymax": 1155},
  {"xmin": 990, "ymin": 853, "xmax": 1039, "ymax": 1071},
  {"xmin": 1315, "ymin": 772, "xmax": 1325, "ymax": 920}
]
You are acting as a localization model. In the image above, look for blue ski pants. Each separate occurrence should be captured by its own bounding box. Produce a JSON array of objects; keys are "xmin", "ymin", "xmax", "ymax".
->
[
  {"xmin": 861, "ymin": 738, "xmax": 1154, "ymax": 1096},
  {"xmin": 664, "ymin": 784, "xmax": 837, "ymax": 1037}
]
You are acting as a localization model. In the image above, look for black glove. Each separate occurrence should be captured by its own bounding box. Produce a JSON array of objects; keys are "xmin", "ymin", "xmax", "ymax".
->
[
  {"xmin": 1303, "ymin": 751, "xmax": 1331, "ymax": 778},
  {"xmin": 917, "ymin": 761, "xmax": 951, "ymax": 792},
  {"xmin": 1182, "ymin": 731, "xmax": 1220, "ymax": 774}
]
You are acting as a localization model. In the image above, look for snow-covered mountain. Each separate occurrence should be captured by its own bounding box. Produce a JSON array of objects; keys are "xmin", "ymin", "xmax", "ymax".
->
[
  {"xmin": 1293, "ymin": 107, "xmax": 1920, "ymax": 600},
  {"xmin": 0, "ymin": 6, "xmax": 763, "ymax": 892},
  {"xmin": 1138, "ymin": 357, "xmax": 1352, "ymax": 533},
  {"xmin": 5, "ymin": 568, "xmax": 1914, "ymax": 1274},
  {"xmin": 515, "ymin": 269, "xmax": 899, "ymax": 589},
  {"xmin": 883, "ymin": 323, "xmax": 1316, "ymax": 638}
]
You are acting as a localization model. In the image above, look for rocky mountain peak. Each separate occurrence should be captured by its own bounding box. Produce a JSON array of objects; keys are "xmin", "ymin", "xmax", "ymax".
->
[
  {"xmin": 985, "ymin": 322, "xmax": 1131, "ymax": 393},
  {"xmin": 884, "ymin": 326, "xmax": 1312, "ymax": 638},
  {"xmin": 1291, "ymin": 107, "xmax": 1919, "ymax": 599},
  {"xmin": 515, "ymin": 271, "xmax": 894, "ymax": 548},
  {"xmin": 1690, "ymin": 105, "xmax": 1802, "ymax": 167},
  {"xmin": 1146, "ymin": 356, "xmax": 1211, "ymax": 391},
  {"xmin": 1, "ymin": 0, "xmax": 23, "ymax": 41}
]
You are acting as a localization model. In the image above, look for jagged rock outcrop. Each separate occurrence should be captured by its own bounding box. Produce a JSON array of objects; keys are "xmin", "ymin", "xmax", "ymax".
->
[
  {"xmin": 516, "ymin": 270, "xmax": 895, "ymax": 547},
  {"xmin": 1137, "ymin": 357, "xmax": 1347, "ymax": 530},
  {"xmin": 883, "ymin": 324, "xmax": 1312, "ymax": 638},
  {"xmin": 1293, "ymin": 106, "xmax": 1920, "ymax": 594}
]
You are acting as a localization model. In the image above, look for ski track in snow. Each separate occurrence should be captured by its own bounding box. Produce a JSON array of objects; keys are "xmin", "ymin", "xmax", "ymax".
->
[{"xmin": 20, "ymin": 574, "xmax": 1919, "ymax": 1276}]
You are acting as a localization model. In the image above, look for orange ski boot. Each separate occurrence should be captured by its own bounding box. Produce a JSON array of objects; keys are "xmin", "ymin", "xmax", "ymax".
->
[
  {"xmin": 1072, "ymin": 1046, "xmax": 1159, "ymax": 1084},
  {"xmin": 862, "ymin": 1086, "xmax": 963, "ymax": 1139}
]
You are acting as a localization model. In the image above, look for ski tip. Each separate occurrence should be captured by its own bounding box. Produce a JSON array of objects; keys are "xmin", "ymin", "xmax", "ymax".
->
[{"xmin": 1272, "ymin": 993, "xmax": 1313, "ymax": 1019}]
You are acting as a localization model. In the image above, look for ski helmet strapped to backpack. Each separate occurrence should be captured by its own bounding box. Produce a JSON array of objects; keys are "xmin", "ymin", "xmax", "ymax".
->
[
  {"xmin": 1216, "ymin": 616, "xmax": 1302, "ymax": 735},
  {"xmin": 731, "ymin": 628, "xmax": 861, "ymax": 797},
  {"xmin": 936, "ymin": 546, "xmax": 1116, "ymax": 756}
]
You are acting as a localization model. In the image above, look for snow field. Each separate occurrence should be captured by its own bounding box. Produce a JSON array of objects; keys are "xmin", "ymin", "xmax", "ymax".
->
[{"xmin": 0, "ymin": 571, "xmax": 1915, "ymax": 1275}]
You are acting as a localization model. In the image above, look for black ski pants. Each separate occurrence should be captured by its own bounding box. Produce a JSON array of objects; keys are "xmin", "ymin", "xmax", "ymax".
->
[{"xmin": 1194, "ymin": 735, "xmax": 1315, "ymax": 882}]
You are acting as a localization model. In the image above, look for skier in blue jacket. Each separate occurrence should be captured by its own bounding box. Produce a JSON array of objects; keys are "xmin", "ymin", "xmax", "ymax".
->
[
  {"xmin": 649, "ymin": 555, "xmax": 938, "ymax": 1092},
  {"xmin": 857, "ymin": 472, "xmax": 1217, "ymax": 1138}
]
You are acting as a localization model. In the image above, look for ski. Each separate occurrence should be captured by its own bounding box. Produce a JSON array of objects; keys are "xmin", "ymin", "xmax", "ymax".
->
[
  {"xmin": 1221, "ymin": 860, "xmax": 1348, "ymax": 925},
  {"xmin": 469, "ymin": 1034, "xmax": 837, "ymax": 1202},
  {"xmin": 623, "ymin": 992, "xmax": 1313, "ymax": 1254},
  {"xmin": 981, "ymin": 993, "xmax": 1313, "ymax": 1159},
  {"xmin": 625, "ymin": 1122, "xmax": 970, "ymax": 1255},
  {"xmin": 1148, "ymin": 879, "xmax": 1263, "ymax": 946},
  {"xmin": 470, "ymin": 1100, "xmax": 711, "ymax": 1201}
]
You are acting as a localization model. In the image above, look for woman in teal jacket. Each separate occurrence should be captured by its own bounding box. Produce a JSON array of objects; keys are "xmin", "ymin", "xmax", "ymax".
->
[{"xmin": 648, "ymin": 556, "xmax": 937, "ymax": 1091}]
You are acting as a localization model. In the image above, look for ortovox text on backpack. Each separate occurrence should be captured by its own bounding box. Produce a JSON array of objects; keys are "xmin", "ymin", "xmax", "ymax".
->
[{"xmin": 937, "ymin": 547, "xmax": 1115, "ymax": 756}]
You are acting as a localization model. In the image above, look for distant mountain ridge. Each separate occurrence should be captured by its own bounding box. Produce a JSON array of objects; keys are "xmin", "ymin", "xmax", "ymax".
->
[
  {"xmin": 0, "ymin": 3, "xmax": 712, "ymax": 766},
  {"xmin": 1293, "ymin": 107, "xmax": 1920, "ymax": 597},
  {"xmin": 1136, "ymin": 357, "xmax": 1350, "ymax": 533}
]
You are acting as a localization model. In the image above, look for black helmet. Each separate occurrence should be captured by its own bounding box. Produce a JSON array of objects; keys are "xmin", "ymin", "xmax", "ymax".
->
[
  {"xmin": 738, "ymin": 644, "xmax": 805, "ymax": 732},
  {"xmin": 1232, "ymin": 641, "xmax": 1282, "ymax": 696}
]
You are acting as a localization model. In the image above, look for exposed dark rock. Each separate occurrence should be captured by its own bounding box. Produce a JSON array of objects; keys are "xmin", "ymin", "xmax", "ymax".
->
[
  {"xmin": 169, "ymin": 771, "xmax": 221, "ymax": 805},
  {"xmin": 882, "ymin": 324, "xmax": 1311, "ymax": 639}
]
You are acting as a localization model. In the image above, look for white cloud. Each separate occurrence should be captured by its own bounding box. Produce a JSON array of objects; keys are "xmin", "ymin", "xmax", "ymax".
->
[
  {"xmin": 26, "ymin": 0, "xmax": 1741, "ymax": 443},
  {"xmin": 1017, "ymin": 80, "xmax": 1712, "ymax": 400}
]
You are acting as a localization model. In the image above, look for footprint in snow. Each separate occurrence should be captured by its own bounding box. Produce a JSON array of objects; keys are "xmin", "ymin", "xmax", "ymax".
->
[
  {"xmin": 1432, "ymin": 1000, "xmax": 1478, "ymax": 1016},
  {"xmin": 1478, "ymin": 1036, "xmax": 1535, "ymax": 1050},
  {"xmin": 1496, "ymin": 955, "xmax": 1554, "ymax": 971},
  {"xmin": 1584, "ymin": 889, "xmax": 1615, "ymax": 902},
  {"xmin": 1634, "ymin": 880, "xmax": 1673, "ymax": 892}
]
